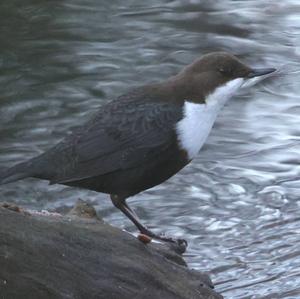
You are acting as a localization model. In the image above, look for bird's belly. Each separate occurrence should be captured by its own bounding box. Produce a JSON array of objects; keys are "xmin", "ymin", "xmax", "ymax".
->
[
  {"xmin": 66, "ymin": 142, "xmax": 188, "ymax": 198},
  {"xmin": 176, "ymin": 101, "xmax": 219, "ymax": 160}
]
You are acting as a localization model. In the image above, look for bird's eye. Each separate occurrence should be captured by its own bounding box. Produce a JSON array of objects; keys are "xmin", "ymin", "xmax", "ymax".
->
[
  {"xmin": 218, "ymin": 67, "xmax": 231, "ymax": 76},
  {"xmin": 219, "ymin": 67, "xmax": 226, "ymax": 74}
]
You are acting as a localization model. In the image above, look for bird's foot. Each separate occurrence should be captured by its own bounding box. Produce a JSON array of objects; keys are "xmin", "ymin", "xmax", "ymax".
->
[
  {"xmin": 138, "ymin": 228, "xmax": 188, "ymax": 253},
  {"xmin": 110, "ymin": 195, "xmax": 188, "ymax": 253},
  {"xmin": 155, "ymin": 233, "xmax": 188, "ymax": 254}
]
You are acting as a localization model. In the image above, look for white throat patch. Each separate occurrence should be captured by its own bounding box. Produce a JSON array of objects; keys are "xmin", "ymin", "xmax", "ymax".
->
[
  {"xmin": 176, "ymin": 78, "xmax": 243, "ymax": 159},
  {"xmin": 205, "ymin": 77, "xmax": 244, "ymax": 106}
]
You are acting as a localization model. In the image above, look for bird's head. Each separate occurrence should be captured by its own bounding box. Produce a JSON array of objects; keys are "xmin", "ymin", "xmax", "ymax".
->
[{"xmin": 173, "ymin": 52, "xmax": 276, "ymax": 104}]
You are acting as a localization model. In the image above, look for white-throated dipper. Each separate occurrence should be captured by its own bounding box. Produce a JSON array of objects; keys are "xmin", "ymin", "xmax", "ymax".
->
[{"xmin": 0, "ymin": 52, "xmax": 275, "ymax": 251}]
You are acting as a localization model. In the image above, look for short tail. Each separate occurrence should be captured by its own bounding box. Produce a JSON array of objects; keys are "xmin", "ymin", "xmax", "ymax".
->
[{"xmin": 0, "ymin": 162, "xmax": 32, "ymax": 185}]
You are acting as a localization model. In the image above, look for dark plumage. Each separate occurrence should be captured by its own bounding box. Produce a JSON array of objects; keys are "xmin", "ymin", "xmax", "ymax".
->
[
  {"xmin": 50, "ymin": 96, "xmax": 186, "ymax": 197},
  {"xmin": 0, "ymin": 52, "xmax": 276, "ymax": 250}
]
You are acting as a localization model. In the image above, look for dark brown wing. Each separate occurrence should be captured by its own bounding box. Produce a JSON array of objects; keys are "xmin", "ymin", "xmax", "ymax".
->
[{"xmin": 43, "ymin": 96, "xmax": 183, "ymax": 184}]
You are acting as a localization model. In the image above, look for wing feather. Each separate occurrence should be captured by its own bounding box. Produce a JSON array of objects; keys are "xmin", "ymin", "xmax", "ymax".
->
[{"xmin": 48, "ymin": 98, "xmax": 182, "ymax": 184}]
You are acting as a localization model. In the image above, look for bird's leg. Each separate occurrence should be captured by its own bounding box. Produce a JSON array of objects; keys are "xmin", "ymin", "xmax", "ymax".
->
[{"xmin": 110, "ymin": 194, "xmax": 187, "ymax": 253}]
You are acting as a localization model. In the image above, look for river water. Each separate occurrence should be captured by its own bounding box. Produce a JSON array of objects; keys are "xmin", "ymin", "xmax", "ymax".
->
[{"xmin": 1, "ymin": 1, "xmax": 300, "ymax": 298}]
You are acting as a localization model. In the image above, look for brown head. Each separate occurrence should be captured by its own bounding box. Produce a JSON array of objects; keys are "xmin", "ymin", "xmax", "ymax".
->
[{"xmin": 155, "ymin": 52, "xmax": 276, "ymax": 104}]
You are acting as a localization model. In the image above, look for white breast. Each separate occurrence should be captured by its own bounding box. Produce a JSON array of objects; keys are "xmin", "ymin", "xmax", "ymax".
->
[
  {"xmin": 176, "ymin": 78, "xmax": 243, "ymax": 159},
  {"xmin": 176, "ymin": 101, "xmax": 218, "ymax": 159}
]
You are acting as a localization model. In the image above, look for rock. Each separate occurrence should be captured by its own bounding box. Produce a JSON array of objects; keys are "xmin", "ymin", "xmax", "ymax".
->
[
  {"xmin": 67, "ymin": 199, "xmax": 100, "ymax": 220},
  {"xmin": 0, "ymin": 202, "xmax": 223, "ymax": 299}
]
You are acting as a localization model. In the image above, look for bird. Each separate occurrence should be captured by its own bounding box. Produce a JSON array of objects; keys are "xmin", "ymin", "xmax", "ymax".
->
[{"xmin": 0, "ymin": 52, "xmax": 275, "ymax": 250}]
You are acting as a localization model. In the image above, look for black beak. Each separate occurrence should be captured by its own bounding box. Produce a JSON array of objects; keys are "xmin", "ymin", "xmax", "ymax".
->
[{"xmin": 247, "ymin": 68, "xmax": 276, "ymax": 78}]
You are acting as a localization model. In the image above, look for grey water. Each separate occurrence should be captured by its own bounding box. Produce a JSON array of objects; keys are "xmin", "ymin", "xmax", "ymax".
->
[{"xmin": 0, "ymin": 1, "xmax": 300, "ymax": 298}]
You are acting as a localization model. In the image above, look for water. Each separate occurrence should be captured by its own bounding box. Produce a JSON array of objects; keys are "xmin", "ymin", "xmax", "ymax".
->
[{"xmin": 1, "ymin": 1, "xmax": 300, "ymax": 298}]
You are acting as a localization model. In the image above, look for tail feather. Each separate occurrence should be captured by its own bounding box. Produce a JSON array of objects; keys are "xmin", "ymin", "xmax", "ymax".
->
[{"xmin": 0, "ymin": 162, "xmax": 31, "ymax": 185}]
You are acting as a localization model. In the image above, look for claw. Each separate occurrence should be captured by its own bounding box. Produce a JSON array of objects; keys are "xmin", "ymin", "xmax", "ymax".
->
[{"xmin": 150, "ymin": 233, "xmax": 188, "ymax": 253}]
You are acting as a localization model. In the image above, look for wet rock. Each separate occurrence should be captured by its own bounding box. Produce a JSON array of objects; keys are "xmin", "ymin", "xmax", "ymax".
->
[
  {"xmin": 67, "ymin": 199, "xmax": 101, "ymax": 220},
  {"xmin": 0, "ymin": 202, "xmax": 223, "ymax": 299}
]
